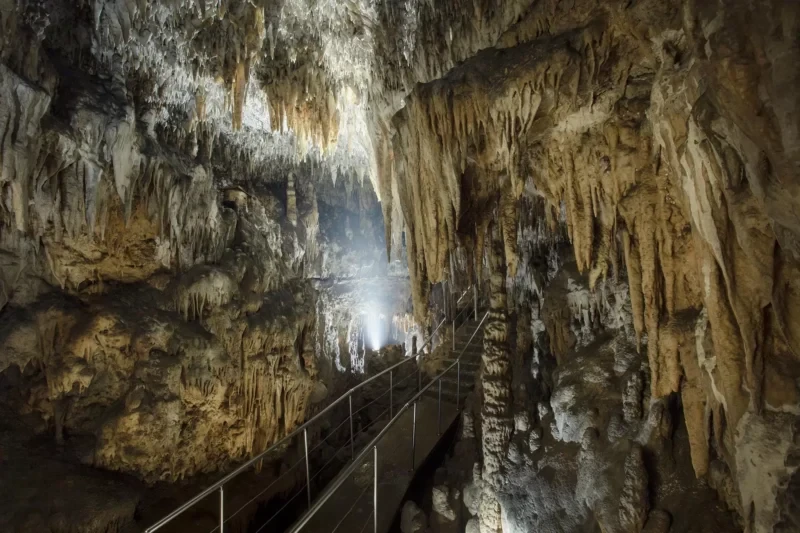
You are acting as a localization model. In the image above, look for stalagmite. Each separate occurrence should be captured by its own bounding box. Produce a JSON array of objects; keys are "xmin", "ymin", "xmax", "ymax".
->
[
  {"xmin": 619, "ymin": 445, "xmax": 649, "ymax": 533},
  {"xmin": 479, "ymin": 227, "xmax": 512, "ymax": 533},
  {"xmin": 287, "ymin": 173, "xmax": 298, "ymax": 226}
]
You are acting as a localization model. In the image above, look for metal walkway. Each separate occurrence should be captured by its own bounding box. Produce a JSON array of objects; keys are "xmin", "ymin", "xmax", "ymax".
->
[{"xmin": 144, "ymin": 286, "xmax": 487, "ymax": 533}]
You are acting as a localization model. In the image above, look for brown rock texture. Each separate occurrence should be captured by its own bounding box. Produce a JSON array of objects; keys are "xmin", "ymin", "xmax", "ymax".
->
[
  {"xmin": 2, "ymin": 0, "xmax": 800, "ymax": 532},
  {"xmin": 380, "ymin": 2, "xmax": 800, "ymax": 532}
]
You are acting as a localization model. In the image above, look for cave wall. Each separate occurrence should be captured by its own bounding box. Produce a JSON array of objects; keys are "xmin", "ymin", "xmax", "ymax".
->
[
  {"xmin": 0, "ymin": 1, "xmax": 412, "ymax": 490},
  {"xmin": 0, "ymin": 159, "xmax": 385, "ymax": 484},
  {"xmin": 381, "ymin": 1, "xmax": 800, "ymax": 533}
]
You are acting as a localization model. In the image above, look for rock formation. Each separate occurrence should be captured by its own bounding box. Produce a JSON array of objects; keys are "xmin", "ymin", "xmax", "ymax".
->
[
  {"xmin": 2, "ymin": 0, "xmax": 800, "ymax": 532},
  {"xmin": 0, "ymin": 3, "xmax": 412, "ymax": 525},
  {"xmin": 387, "ymin": 2, "xmax": 800, "ymax": 533},
  {"xmin": 478, "ymin": 231, "xmax": 513, "ymax": 533}
]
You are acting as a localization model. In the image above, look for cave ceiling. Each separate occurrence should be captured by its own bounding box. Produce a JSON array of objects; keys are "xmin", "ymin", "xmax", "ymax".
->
[{"xmin": 1, "ymin": 0, "xmax": 536, "ymax": 190}]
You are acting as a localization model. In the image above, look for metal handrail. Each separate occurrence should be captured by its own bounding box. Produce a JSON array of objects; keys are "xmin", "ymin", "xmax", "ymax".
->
[
  {"xmin": 286, "ymin": 309, "xmax": 490, "ymax": 533},
  {"xmin": 455, "ymin": 285, "xmax": 471, "ymax": 304},
  {"xmin": 144, "ymin": 285, "xmax": 477, "ymax": 533},
  {"xmin": 453, "ymin": 310, "xmax": 489, "ymax": 363},
  {"xmin": 449, "ymin": 296, "xmax": 475, "ymax": 350}
]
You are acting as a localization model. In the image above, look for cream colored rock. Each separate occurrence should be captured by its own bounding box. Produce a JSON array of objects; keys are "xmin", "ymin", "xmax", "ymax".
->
[
  {"xmin": 463, "ymin": 463, "xmax": 483, "ymax": 517},
  {"xmin": 432, "ymin": 485, "xmax": 456, "ymax": 521},
  {"xmin": 478, "ymin": 232, "xmax": 513, "ymax": 533}
]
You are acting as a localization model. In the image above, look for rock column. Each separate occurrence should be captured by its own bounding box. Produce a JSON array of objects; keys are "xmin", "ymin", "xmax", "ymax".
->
[{"xmin": 479, "ymin": 227, "xmax": 513, "ymax": 533}]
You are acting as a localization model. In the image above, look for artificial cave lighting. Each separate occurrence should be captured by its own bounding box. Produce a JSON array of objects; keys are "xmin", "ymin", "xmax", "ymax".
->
[{"xmin": 362, "ymin": 307, "xmax": 388, "ymax": 351}]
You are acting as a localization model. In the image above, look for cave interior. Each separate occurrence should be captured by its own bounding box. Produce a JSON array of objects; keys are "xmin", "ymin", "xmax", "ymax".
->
[{"xmin": 1, "ymin": 1, "xmax": 800, "ymax": 533}]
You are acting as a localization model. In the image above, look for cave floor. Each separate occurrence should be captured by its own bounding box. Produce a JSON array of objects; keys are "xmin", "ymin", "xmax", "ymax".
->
[{"xmin": 289, "ymin": 396, "xmax": 459, "ymax": 533}]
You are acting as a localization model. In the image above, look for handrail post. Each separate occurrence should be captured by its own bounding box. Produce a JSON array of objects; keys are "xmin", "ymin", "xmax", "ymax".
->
[
  {"xmin": 373, "ymin": 445, "xmax": 379, "ymax": 533},
  {"xmin": 389, "ymin": 370, "xmax": 393, "ymax": 419},
  {"xmin": 349, "ymin": 395, "xmax": 355, "ymax": 459},
  {"xmin": 452, "ymin": 319, "xmax": 455, "ymax": 352},
  {"xmin": 410, "ymin": 402, "xmax": 417, "ymax": 471},
  {"xmin": 456, "ymin": 359, "xmax": 461, "ymax": 410},
  {"xmin": 412, "ymin": 335, "xmax": 420, "ymax": 393},
  {"xmin": 473, "ymin": 284, "xmax": 478, "ymax": 321},
  {"xmin": 303, "ymin": 428, "xmax": 311, "ymax": 507},
  {"xmin": 437, "ymin": 378, "xmax": 442, "ymax": 436},
  {"xmin": 219, "ymin": 485, "xmax": 224, "ymax": 533}
]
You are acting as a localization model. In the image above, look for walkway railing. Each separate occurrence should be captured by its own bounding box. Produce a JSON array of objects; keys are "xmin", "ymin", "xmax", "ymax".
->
[
  {"xmin": 144, "ymin": 284, "xmax": 481, "ymax": 533},
  {"xmin": 287, "ymin": 309, "xmax": 490, "ymax": 533}
]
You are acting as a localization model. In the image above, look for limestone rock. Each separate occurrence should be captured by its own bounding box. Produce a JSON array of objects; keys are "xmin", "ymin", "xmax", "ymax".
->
[
  {"xmin": 401, "ymin": 500, "xmax": 427, "ymax": 533},
  {"xmin": 432, "ymin": 485, "xmax": 456, "ymax": 521},
  {"xmin": 514, "ymin": 411, "xmax": 530, "ymax": 433},
  {"xmin": 623, "ymin": 372, "xmax": 644, "ymax": 424},
  {"xmin": 463, "ymin": 463, "xmax": 483, "ymax": 517},
  {"xmin": 537, "ymin": 401, "xmax": 550, "ymax": 420},
  {"xmin": 619, "ymin": 445, "xmax": 649, "ymax": 533},
  {"xmin": 528, "ymin": 427, "xmax": 542, "ymax": 453},
  {"xmin": 462, "ymin": 410, "xmax": 476, "ymax": 439}
]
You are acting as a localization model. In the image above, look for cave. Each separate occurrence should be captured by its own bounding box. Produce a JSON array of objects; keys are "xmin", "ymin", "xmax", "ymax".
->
[{"xmin": 1, "ymin": 1, "xmax": 799, "ymax": 533}]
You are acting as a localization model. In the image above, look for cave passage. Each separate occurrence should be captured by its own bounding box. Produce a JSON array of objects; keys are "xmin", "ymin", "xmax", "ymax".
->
[{"xmin": 2, "ymin": 1, "xmax": 800, "ymax": 533}]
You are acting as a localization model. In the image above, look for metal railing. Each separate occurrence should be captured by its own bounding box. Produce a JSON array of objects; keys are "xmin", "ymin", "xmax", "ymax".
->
[
  {"xmin": 287, "ymin": 309, "xmax": 490, "ymax": 533},
  {"xmin": 144, "ymin": 285, "xmax": 480, "ymax": 533}
]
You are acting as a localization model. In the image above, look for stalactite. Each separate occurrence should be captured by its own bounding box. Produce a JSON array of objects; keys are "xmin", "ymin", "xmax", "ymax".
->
[
  {"xmin": 500, "ymin": 186, "xmax": 519, "ymax": 279},
  {"xmin": 231, "ymin": 59, "xmax": 249, "ymax": 131},
  {"xmin": 679, "ymin": 310, "xmax": 711, "ymax": 477}
]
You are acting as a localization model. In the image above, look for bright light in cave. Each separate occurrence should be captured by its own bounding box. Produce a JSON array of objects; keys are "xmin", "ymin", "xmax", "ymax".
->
[{"xmin": 362, "ymin": 308, "xmax": 387, "ymax": 351}]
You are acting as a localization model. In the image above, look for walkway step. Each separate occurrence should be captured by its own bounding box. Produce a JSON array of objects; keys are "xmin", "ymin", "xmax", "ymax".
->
[
  {"xmin": 440, "ymin": 359, "xmax": 481, "ymax": 371},
  {"xmin": 435, "ymin": 372, "xmax": 473, "ymax": 383},
  {"xmin": 453, "ymin": 347, "xmax": 482, "ymax": 356},
  {"xmin": 447, "ymin": 352, "xmax": 480, "ymax": 359},
  {"xmin": 453, "ymin": 340, "xmax": 482, "ymax": 348},
  {"xmin": 451, "ymin": 349, "xmax": 481, "ymax": 357},
  {"xmin": 425, "ymin": 376, "xmax": 475, "ymax": 394},
  {"xmin": 439, "ymin": 354, "xmax": 480, "ymax": 365},
  {"xmin": 423, "ymin": 388, "xmax": 467, "ymax": 405},
  {"xmin": 453, "ymin": 354, "xmax": 481, "ymax": 363}
]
